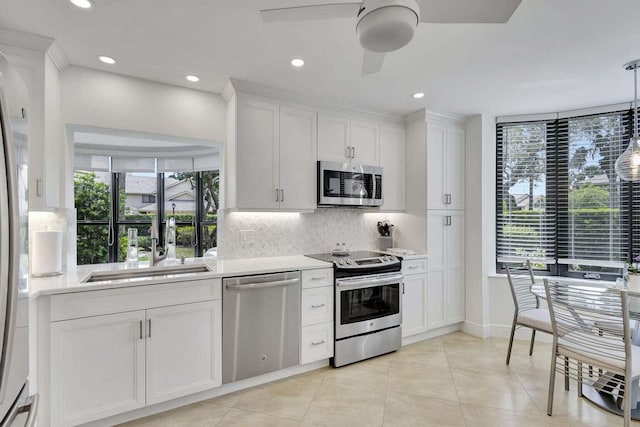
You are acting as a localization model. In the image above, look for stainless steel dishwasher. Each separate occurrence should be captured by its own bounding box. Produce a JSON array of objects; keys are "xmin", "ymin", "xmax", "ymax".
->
[{"xmin": 222, "ymin": 271, "xmax": 300, "ymax": 383}]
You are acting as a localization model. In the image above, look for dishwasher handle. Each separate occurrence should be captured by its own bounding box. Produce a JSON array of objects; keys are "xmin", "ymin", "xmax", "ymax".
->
[{"xmin": 226, "ymin": 277, "xmax": 299, "ymax": 291}]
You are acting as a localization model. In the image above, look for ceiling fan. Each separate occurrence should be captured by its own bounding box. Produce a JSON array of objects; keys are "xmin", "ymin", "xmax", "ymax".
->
[{"xmin": 261, "ymin": 0, "xmax": 522, "ymax": 75}]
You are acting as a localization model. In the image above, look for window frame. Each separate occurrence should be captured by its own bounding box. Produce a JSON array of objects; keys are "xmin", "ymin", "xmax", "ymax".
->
[
  {"xmin": 496, "ymin": 109, "xmax": 635, "ymax": 280},
  {"xmin": 76, "ymin": 170, "xmax": 218, "ymax": 264}
]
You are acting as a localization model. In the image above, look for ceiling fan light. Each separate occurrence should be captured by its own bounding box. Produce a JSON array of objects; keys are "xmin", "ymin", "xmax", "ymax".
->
[{"xmin": 357, "ymin": 6, "xmax": 418, "ymax": 53}]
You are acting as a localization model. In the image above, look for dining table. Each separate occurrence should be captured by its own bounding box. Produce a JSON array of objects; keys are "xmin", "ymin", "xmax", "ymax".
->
[{"xmin": 531, "ymin": 281, "xmax": 640, "ymax": 420}]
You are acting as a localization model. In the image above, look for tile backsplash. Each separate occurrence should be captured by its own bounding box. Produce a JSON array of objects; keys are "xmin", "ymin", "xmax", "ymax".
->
[{"xmin": 217, "ymin": 209, "xmax": 405, "ymax": 259}]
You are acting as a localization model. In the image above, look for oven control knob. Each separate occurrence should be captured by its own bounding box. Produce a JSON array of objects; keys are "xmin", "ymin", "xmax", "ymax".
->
[
  {"xmin": 338, "ymin": 259, "xmax": 345, "ymax": 266},
  {"xmin": 346, "ymin": 258, "xmax": 353, "ymax": 265},
  {"xmin": 383, "ymin": 255, "xmax": 391, "ymax": 261}
]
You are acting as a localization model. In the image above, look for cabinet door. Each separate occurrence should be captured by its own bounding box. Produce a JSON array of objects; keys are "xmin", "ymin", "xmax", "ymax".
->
[
  {"xmin": 426, "ymin": 123, "xmax": 447, "ymax": 209},
  {"xmin": 350, "ymin": 119, "xmax": 379, "ymax": 165},
  {"xmin": 279, "ymin": 106, "xmax": 317, "ymax": 210},
  {"xmin": 146, "ymin": 300, "xmax": 221, "ymax": 405},
  {"xmin": 51, "ymin": 311, "xmax": 146, "ymax": 426},
  {"xmin": 236, "ymin": 97, "xmax": 280, "ymax": 209},
  {"xmin": 318, "ymin": 113, "xmax": 349, "ymax": 162},
  {"xmin": 446, "ymin": 211, "xmax": 465, "ymax": 323},
  {"xmin": 445, "ymin": 128, "xmax": 465, "ymax": 210},
  {"xmin": 426, "ymin": 211, "xmax": 447, "ymax": 329},
  {"xmin": 380, "ymin": 126, "xmax": 406, "ymax": 211},
  {"xmin": 402, "ymin": 273, "xmax": 427, "ymax": 337}
]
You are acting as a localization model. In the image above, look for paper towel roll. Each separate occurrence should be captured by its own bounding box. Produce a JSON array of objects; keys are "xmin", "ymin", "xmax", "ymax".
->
[{"xmin": 32, "ymin": 231, "xmax": 62, "ymax": 276}]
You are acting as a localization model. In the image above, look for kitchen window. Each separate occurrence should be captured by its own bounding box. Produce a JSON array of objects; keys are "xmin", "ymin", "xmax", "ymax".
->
[
  {"xmin": 75, "ymin": 168, "xmax": 219, "ymax": 265},
  {"xmin": 496, "ymin": 107, "xmax": 639, "ymax": 280}
]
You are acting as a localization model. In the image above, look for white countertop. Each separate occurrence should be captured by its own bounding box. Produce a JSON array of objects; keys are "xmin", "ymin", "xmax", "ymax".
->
[{"xmin": 29, "ymin": 255, "xmax": 332, "ymax": 298}]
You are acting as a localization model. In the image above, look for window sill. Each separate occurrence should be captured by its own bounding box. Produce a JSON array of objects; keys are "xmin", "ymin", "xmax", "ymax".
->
[{"xmin": 488, "ymin": 273, "xmax": 615, "ymax": 287}]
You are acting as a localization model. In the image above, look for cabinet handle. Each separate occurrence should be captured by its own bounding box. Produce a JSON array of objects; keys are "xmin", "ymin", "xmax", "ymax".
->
[
  {"xmin": 311, "ymin": 340, "xmax": 325, "ymax": 346},
  {"xmin": 444, "ymin": 216, "xmax": 452, "ymax": 226},
  {"xmin": 311, "ymin": 303, "xmax": 326, "ymax": 308},
  {"xmin": 407, "ymin": 265, "xmax": 418, "ymax": 270},
  {"xmin": 352, "ymin": 146, "xmax": 356, "ymax": 158},
  {"xmin": 280, "ymin": 189, "xmax": 284, "ymax": 202},
  {"xmin": 346, "ymin": 146, "xmax": 351, "ymax": 159},
  {"xmin": 275, "ymin": 188, "xmax": 280, "ymax": 202},
  {"xmin": 148, "ymin": 319, "xmax": 151, "ymax": 338},
  {"xmin": 139, "ymin": 320, "xmax": 143, "ymax": 340},
  {"xmin": 402, "ymin": 283, "xmax": 405, "ymax": 294},
  {"xmin": 36, "ymin": 178, "xmax": 42, "ymax": 197},
  {"xmin": 311, "ymin": 276, "xmax": 325, "ymax": 281}
]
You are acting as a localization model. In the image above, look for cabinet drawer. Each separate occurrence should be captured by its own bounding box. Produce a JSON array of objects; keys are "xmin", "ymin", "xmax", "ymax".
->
[
  {"xmin": 301, "ymin": 268, "xmax": 333, "ymax": 289},
  {"xmin": 301, "ymin": 286, "xmax": 333, "ymax": 326},
  {"xmin": 300, "ymin": 322, "xmax": 333, "ymax": 364},
  {"xmin": 51, "ymin": 278, "xmax": 222, "ymax": 322},
  {"xmin": 402, "ymin": 258, "xmax": 427, "ymax": 275}
]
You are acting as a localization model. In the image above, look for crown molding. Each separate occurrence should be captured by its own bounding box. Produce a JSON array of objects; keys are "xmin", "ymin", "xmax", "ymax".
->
[
  {"xmin": 46, "ymin": 41, "xmax": 69, "ymax": 71},
  {"xmin": 0, "ymin": 27, "xmax": 54, "ymax": 52},
  {"xmin": 403, "ymin": 108, "xmax": 467, "ymax": 126},
  {"xmin": 226, "ymin": 78, "xmax": 404, "ymax": 125}
]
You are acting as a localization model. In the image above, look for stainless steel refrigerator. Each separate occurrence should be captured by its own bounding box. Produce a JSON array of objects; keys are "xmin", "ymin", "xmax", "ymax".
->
[{"xmin": 0, "ymin": 53, "xmax": 37, "ymax": 426}]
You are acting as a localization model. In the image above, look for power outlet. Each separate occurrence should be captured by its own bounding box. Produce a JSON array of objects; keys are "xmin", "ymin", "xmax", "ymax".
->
[{"xmin": 240, "ymin": 230, "xmax": 255, "ymax": 245}]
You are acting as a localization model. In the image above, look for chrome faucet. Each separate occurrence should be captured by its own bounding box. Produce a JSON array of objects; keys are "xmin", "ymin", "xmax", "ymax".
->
[
  {"xmin": 149, "ymin": 219, "xmax": 167, "ymax": 267},
  {"xmin": 150, "ymin": 237, "xmax": 167, "ymax": 267}
]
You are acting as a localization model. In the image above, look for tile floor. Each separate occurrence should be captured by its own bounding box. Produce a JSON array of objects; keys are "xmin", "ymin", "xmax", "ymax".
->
[{"xmin": 119, "ymin": 332, "xmax": 639, "ymax": 426}]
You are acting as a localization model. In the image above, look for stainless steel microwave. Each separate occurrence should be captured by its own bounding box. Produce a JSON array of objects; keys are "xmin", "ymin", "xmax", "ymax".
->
[{"xmin": 318, "ymin": 161, "xmax": 383, "ymax": 207}]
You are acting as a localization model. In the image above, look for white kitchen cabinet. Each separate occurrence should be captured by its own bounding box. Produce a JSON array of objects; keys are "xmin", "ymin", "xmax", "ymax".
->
[
  {"xmin": 426, "ymin": 210, "xmax": 465, "ymax": 329},
  {"xmin": 233, "ymin": 95, "xmax": 317, "ymax": 211},
  {"xmin": 300, "ymin": 268, "xmax": 334, "ymax": 364},
  {"xmin": 278, "ymin": 106, "xmax": 318, "ymax": 210},
  {"xmin": 50, "ymin": 310, "xmax": 146, "ymax": 426},
  {"xmin": 380, "ymin": 125, "xmax": 406, "ymax": 211},
  {"xmin": 4, "ymin": 45, "xmax": 64, "ymax": 210},
  {"xmin": 48, "ymin": 278, "xmax": 222, "ymax": 426},
  {"xmin": 317, "ymin": 113, "xmax": 379, "ymax": 165},
  {"xmin": 146, "ymin": 300, "xmax": 221, "ymax": 405},
  {"xmin": 426, "ymin": 123, "xmax": 465, "ymax": 210},
  {"xmin": 401, "ymin": 257, "xmax": 428, "ymax": 338},
  {"xmin": 236, "ymin": 97, "xmax": 280, "ymax": 210}
]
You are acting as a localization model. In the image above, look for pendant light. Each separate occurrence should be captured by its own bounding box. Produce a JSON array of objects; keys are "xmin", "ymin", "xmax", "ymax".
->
[{"xmin": 615, "ymin": 59, "xmax": 640, "ymax": 181}]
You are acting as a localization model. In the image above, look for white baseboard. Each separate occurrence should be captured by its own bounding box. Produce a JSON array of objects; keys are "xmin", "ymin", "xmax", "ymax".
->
[
  {"xmin": 490, "ymin": 323, "xmax": 553, "ymax": 343},
  {"xmin": 462, "ymin": 320, "xmax": 491, "ymax": 338},
  {"xmin": 401, "ymin": 323, "xmax": 462, "ymax": 346},
  {"xmin": 83, "ymin": 360, "xmax": 329, "ymax": 427}
]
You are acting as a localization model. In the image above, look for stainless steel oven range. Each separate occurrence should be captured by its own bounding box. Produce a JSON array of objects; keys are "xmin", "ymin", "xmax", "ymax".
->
[{"xmin": 306, "ymin": 251, "xmax": 402, "ymax": 367}]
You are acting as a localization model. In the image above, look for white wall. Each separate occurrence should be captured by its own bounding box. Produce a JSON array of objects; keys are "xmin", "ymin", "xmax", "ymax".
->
[{"xmin": 60, "ymin": 66, "xmax": 226, "ymax": 143}]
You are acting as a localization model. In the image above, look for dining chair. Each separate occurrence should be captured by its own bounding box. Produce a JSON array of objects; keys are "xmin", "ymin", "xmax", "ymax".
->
[
  {"xmin": 543, "ymin": 279, "xmax": 640, "ymax": 426},
  {"xmin": 505, "ymin": 259, "xmax": 553, "ymax": 365}
]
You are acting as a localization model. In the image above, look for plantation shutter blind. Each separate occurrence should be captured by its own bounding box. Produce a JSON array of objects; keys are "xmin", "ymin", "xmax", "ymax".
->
[
  {"xmin": 496, "ymin": 121, "xmax": 556, "ymax": 264},
  {"xmin": 557, "ymin": 111, "xmax": 631, "ymax": 268}
]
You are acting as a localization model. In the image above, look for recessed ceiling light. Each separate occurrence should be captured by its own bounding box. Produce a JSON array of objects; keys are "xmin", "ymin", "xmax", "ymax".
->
[
  {"xmin": 412, "ymin": 92, "xmax": 425, "ymax": 99},
  {"xmin": 185, "ymin": 75, "xmax": 200, "ymax": 82},
  {"xmin": 98, "ymin": 56, "xmax": 116, "ymax": 65},
  {"xmin": 70, "ymin": 0, "xmax": 92, "ymax": 8},
  {"xmin": 290, "ymin": 58, "xmax": 305, "ymax": 67}
]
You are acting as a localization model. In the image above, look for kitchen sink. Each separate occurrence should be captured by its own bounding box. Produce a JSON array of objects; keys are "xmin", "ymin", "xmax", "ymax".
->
[{"xmin": 83, "ymin": 264, "xmax": 212, "ymax": 283}]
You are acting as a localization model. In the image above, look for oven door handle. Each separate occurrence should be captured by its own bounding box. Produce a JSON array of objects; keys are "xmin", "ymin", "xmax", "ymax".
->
[{"xmin": 336, "ymin": 274, "xmax": 403, "ymax": 289}]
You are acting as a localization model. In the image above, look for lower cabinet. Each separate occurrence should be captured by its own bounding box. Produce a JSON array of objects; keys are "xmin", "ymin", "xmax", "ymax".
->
[
  {"xmin": 300, "ymin": 268, "xmax": 334, "ymax": 364},
  {"xmin": 51, "ymin": 311, "xmax": 146, "ymax": 426},
  {"xmin": 401, "ymin": 257, "xmax": 428, "ymax": 338},
  {"xmin": 50, "ymin": 293, "xmax": 222, "ymax": 427},
  {"xmin": 146, "ymin": 301, "xmax": 221, "ymax": 405}
]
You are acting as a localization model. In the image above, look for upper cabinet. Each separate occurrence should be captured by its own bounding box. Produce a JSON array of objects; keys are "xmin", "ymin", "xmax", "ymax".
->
[
  {"xmin": 2, "ymin": 40, "xmax": 66, "ymax": 211},
  {"xmin": 380, "ymin": 125, "xmax": 405, "ymax": 211},
  {"xmin": 230, "ymin": 94, "xmax": 317, "ymax": 211},
  {"xmin": 224, "ymin": 81, "xmax": 405, "ymax": 212},
  {"xmin": 426, "ymin": 123, "xmax": 465, "ymax": 210},
  {"xmin": 317, "ymin": 113, "xmax": 379, "ymax": 165}
]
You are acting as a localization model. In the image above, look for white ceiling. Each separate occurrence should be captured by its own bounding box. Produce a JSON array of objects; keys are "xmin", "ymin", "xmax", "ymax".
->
[{"xmin": 2, "ymin": 0, "xmax": 640, "ymax": 117}]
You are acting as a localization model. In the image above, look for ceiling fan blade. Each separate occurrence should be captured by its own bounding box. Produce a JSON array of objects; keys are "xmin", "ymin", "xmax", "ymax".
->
[
  {"xmin": 261, "ymin": 2, "xmax": 362, "ymax": 22},
  {"xmin": 362, "ymin": 50, "xmax": 385, "ymax": 76},
  {"xmin": 418, "ymin": 0, "xmax": 522, "ymax": 23}
]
